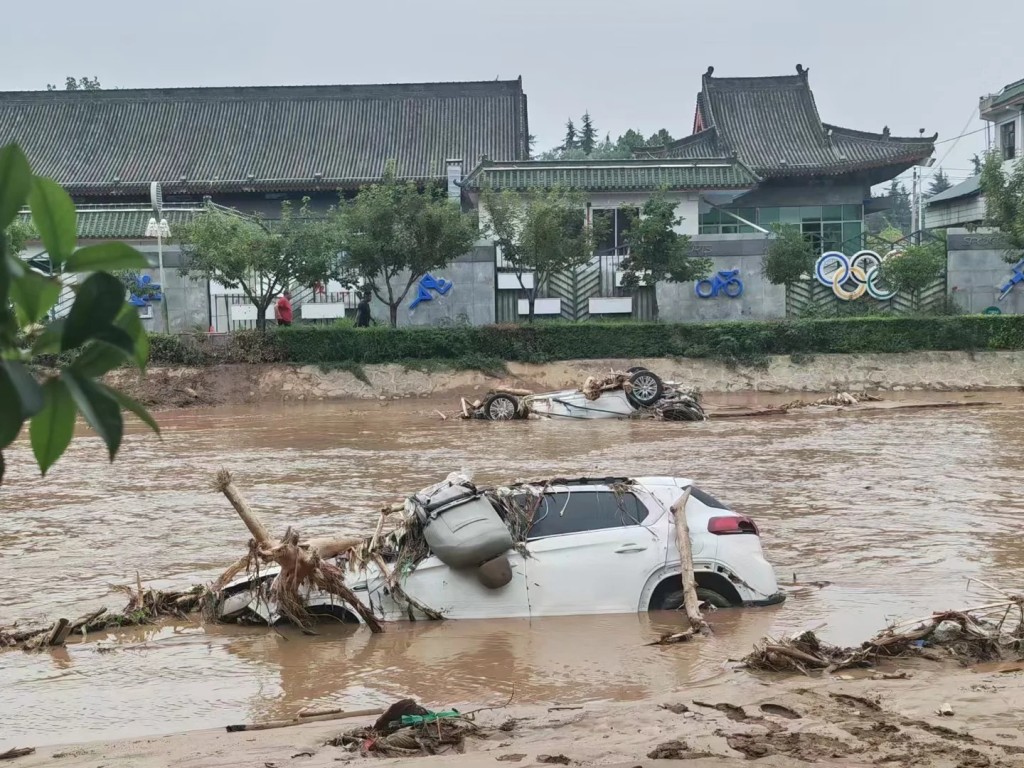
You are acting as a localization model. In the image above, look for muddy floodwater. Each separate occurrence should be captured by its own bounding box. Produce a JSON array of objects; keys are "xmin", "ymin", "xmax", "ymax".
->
[{"xmin": 3, "ymin": 392, "xmax": 1024, "ymax": 747}]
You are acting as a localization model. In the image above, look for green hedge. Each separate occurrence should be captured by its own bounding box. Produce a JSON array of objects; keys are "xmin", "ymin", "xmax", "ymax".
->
[{"xmin": 146, "ymin": 316, "xmax": 1024, "ymax": 367}]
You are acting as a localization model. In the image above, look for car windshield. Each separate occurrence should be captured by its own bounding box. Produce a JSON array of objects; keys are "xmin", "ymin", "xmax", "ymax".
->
[{"xmin": 518, "ymin": 489, "xmax": 649, "ymax": 539}]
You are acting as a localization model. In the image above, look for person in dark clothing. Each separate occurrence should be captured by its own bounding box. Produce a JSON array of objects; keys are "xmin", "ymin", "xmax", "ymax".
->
[{"xmin": 355, "ymin": 291, "xmax": 372, "ymax": 328}]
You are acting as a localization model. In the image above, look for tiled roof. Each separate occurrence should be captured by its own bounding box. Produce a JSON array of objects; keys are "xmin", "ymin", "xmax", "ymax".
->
[
  {"xmin": 17, "ymin": 206, "xmax": 201, "ymax": 239},
  {"xmin": 640, "ymin": 68, "xmax": 935, "ymax": 180},
  {"xmin": 981, "ymin": 77, "xmax": 1024, "ymax": 114},
  {"xmin": 926, "ymin": 175, "xmax": 982, "ymax": 205},
  {"xmin": 462, "ymin": 159, "xmax": 758, "ymax": 191},
  {"xmin": 0, "ymin": 80, "xmax": 529, "ymax": 196}
]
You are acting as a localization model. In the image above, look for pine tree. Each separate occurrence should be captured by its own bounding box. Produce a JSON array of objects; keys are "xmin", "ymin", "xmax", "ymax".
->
[
  {"xmin": 971, "ymin": 154, "xmax": 983, "ymax": 176},
  {"xmin": 561, "ymin": 119, "xmax": 578, "ymax": 152},
  {"xmin": 580, "ymin": 112, "xmax": 597, "ymax": 155},
  {"xmin": 886, "ymin": 180, "xmax": 913, "ymax": 234},
  {"xmin": 927, "ymin": 168, "xmax": 953, "ymax": 197}
]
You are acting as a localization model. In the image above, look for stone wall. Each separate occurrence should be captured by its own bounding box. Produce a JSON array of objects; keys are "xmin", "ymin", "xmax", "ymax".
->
[
  {"xmin": 657, "ymin": 234, "xmax": 783, "ymax": 321},
  {"xmin": 947, "ymin": 229, "xmax": 1024, "ymax": 314}
]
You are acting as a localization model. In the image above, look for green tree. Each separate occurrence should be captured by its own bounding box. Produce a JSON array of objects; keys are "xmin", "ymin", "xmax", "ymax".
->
[
  {"xmin": 178, "ymin": 199, "xmax": 344, "ymax": 331},
  {"xmin": 927, "ymin": 168, "xmax": 953, "ymax": 197},
  {"xmin": 481, "ymin": 186, "xmax": 597, "ymax": 321},
  {"xmin": 561, "ymin": 119, "xmax": 578, "ymax": 152},
  {"xmin": 971, "ymin": 153, "xmax": 984, "ymax": 176},
  {"xmin": 980, "ymin": 151, "xmax": 1024, "ymax": 262},
  {"xmin": 5, "ymin": 218, "xmax": 34, "ymax": 255},
  {"xmin": 579, "ymin": 112, "xmax": 597, "ymax": 155},
  {"xmin": 646, "ymin": 129, "xmax": 675, "ymax": 147},
  {"xmin": 47, "ymin": 76, "xmax": 102, "ymax": 91},
  {"xmin": 878, "ymin": 240, "xmax": 946, "ymax": 310},
  {"xmin": 619, "ymin": 191, "xmax": 710, "ymax": 320},
  {"xmin": 341, "ymin": 173, "xmax": 478, "ymax": 327},
  {"xmin": 884, "ymin": 179, "xmax": 913, "ymax": 234},
  {"xmin": 0, "ymin": 143, "xmax": 157, "ymax": 485},
  {"xmin": 761, "ymin": 223, "xmax": 817, "ymax": 286}
]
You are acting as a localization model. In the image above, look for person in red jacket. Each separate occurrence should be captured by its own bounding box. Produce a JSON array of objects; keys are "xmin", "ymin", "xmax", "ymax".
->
[{"xmin": 275, "ymin": 291, "xmax": 293, "ymax": 326}]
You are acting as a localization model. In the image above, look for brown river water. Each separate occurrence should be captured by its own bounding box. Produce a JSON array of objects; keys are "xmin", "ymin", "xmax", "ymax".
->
[{"xmin": 2, "ymin": 392, "xmax": 1023, "ymax": 747}]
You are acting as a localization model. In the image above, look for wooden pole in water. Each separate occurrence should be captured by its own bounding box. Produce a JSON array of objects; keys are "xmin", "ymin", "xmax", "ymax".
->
[
  {"xmin": 215, "ymin": 469, "xmax": 272, "ymax": 546},
  {"xmin": 670, "ymin": 488, "xmax": 710, "ymax": 635}
]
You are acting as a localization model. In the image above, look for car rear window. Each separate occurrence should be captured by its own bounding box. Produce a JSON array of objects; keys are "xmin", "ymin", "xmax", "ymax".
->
[
  {"xmin": 524, "ymin": 490, "xmax": 649, "ymax": 540},
  {"xmin": 689, "ymin": 486, "xmax": 731, "ymax": 510}
]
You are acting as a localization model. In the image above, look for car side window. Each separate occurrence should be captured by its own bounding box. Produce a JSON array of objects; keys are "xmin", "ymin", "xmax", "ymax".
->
[
  {"xmin": 689, "ymin": 486, "xmax": 731, "ymax": 510},
  {"xmin": 526, "ymin": 490, "xmax": 649, "ymax": 540}
]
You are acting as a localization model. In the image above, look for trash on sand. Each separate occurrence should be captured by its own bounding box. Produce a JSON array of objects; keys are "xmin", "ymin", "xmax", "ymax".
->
[
  {"xmin": 659, "ymin": 703, "xmax": 690, "ymax": 714},
  {"xmin": 327, "ymin": 699, "xmax": 483, "ymax": 758},
  {"xmin": 744, "ymin": 589, "xmax": 1024, "ymax": 675},
  {"xmin": 938, "ymin": 703, "xmax": 955, "ymax": 717},
  {"xmin": 454, "ymin": 368, "xmax": 707, "ymax": 422},
  {"xmin": 647, "ymin": 740, "xmax": 712, "ymax": 760},
  {"xmin": 536, "ymin": 755, "xmax": 572, "ymax": 765}
]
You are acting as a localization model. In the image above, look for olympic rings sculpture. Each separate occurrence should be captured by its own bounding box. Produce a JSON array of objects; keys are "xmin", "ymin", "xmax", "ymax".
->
[{"xmin": 814, "ymin": 250, "xmax": 899, "ymax": 301}]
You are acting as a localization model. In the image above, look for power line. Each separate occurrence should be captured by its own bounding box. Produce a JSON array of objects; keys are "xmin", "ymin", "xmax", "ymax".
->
[{"xmin": 934, "ymin": 125, "xmax": 987, "ymax": 145}]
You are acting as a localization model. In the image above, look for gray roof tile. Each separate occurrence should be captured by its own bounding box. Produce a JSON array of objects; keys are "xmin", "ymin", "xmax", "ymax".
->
[{"xmin": 0, "ymin": 80, "xmax": 529, "ymax": 195}]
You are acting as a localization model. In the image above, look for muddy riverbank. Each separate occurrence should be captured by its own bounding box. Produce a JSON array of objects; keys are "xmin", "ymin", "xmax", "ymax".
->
[
  {"xmin": 106, "ymin": 350, "xmax": 1024, "ymax": 409},
  {"xmin": 11, "ymin": 661, "xmax": 1024, "ymax": 768}
]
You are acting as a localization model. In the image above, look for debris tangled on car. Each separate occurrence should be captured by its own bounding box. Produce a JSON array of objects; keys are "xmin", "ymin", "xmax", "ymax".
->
[{"xmin": 456, "ymin": 367, "xmax": 707, "ymax": 422}]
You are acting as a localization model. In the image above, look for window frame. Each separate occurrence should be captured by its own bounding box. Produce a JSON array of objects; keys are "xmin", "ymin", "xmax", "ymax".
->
[{"xmin": 523, "ymin": 487, "xmax": 651, "ymax": 541}]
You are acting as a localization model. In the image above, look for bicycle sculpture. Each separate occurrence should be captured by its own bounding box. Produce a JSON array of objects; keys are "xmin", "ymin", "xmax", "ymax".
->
[
  {"xmin": 998, "ymin": 258, "xmax": 1024, "ymax": 302},
  {"xmin": 695, "ymin": 269, "xmax": 743, "ymax": 299},
  {"xmin": 814, "ymin": 250, "xmax": 898, "ymax": 301}
]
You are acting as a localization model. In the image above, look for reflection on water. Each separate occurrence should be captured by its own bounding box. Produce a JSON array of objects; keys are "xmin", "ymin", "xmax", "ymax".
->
[{"xmin": 3, "ymin": 394, "xmax": 1024, "ymax": 746}]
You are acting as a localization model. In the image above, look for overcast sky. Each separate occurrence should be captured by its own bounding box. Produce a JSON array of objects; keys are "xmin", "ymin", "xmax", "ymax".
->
[{"xmin": 3, "ymin": 0, "xmax": 1023, "ymax": 190}]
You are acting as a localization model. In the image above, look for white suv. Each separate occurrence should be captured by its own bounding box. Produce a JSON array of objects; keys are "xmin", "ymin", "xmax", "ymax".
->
[{"xmin": 219, "ymin": 477, "xmax": 784, "ymax": 625}]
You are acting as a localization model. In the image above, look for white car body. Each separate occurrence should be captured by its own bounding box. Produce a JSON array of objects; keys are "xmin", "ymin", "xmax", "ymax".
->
[
  {"xmin": 218, "ymin": 477, "xmax": 784, "ymax": 625},
  {"xmin": 524, "ymin": 389, "xmax": 637, "ymax": 420}
]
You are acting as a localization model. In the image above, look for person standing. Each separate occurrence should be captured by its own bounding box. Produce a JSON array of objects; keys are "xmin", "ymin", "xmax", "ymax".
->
[
  {"xmin": 355, "ymin": 291, "xmax": 372, "ymax": 328},
  {"xmin": 275, "ymin": 290, "xmax": 293, "ymax": 327}
]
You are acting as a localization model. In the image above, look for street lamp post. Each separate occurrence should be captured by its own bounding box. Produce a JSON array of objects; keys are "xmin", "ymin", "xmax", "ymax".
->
[{"xmin": 145, "ymin": 217, "xmax": 171, "ymax": 331}]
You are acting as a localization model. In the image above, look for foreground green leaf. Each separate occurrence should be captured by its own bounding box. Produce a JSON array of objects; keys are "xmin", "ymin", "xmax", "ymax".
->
[
  {"xmin": 0, "ymin": 143, "xmax": 31, "ymax": 229},
  {"xmin": 63, "ymin": 371, "xmax": 123, "ymax": 460},
  {"xmin": 65, "ymin": 242, "xmax": 149, "ymax": 273},
  {"xmin": 61, "ymin": 272, "xmax": 125, "ymax": 351},
  {"xmin": 29, "ymin": 378, "xmax": 77, "ymax": 475},
  {"xmin": 10, "ymin": 269, "xmax": 61, "ymax": 326},
  {"xmin": 70, "ymin": 327, "xmax": 136, "ymax": 377},
  {"xmin": 2, "ymin": 359, "xmax": 44, "ymax": 418},
  {"xmin": 104, "ymin": 385, "xmax": 160, "ymax": 435},
  {"xmin": 115, "ymin": 302, "xmax": 149, "ymax": 370},
  {"xmin": 29, "ymin": 177, "xmax": 77, "ymax": 268},
  {"xmin": 30, "ymin": 319, "xmax": 65, "ymax": 356},
  {"xmin": 0, "ymin": 366, "xmax": 27, "ymax": 448}
]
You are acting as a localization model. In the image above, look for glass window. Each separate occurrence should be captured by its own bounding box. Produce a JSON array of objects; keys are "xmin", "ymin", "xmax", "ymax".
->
[
  {"xmin": 721, "ymin": 224, "xmax": 738, "ymax": 234},
  {"xmin": 779, "ymin": 207, "xmax": 801, "ymax": 225},
  {"xmin": 689, "ymin": 487, "xmax": 731, "ymax": 510},
  {"xmin": 800, "ymin": 206, "xmax": 822, "ymax": 223},
  {"xmin": 843, "ymin": 204, "xmax": 862, "ymax": 221},
  {"xmin": 616, "ymin": 208, "xmax": 638, "ymax": 249},
  {"xmin": 592, "ymin": 209, "xmax": 616, "ymax": 255},
  {"xmin": 842, "ymin": 221, "xmax": 862, "ymax": 247},
  {"xmin": 758, "ymin": 208, "xmax": 780, "ymax": 225},
  {"xmin": 1002, "ymin": 121, "xmax": 1016, "ymax": 161},
  {"xmin": 526, "ymin": 490, "xmax": 649, "ymax": 540},
  {"xmin": 822, "ymin": 223, "xmax": 843, "ymax": 251},
  {"xmin": 822, "ymin": 205, "xmax": 844, "ymax": 221},
  {"xmin": 700, "ymin": 209, "xmax": 720, "ymax": 225}
]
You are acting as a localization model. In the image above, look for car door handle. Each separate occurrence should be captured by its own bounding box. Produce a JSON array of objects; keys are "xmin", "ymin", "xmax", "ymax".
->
[{"xmin": 614, "ymin": 544, "xmax": 647, "ymax": 554}]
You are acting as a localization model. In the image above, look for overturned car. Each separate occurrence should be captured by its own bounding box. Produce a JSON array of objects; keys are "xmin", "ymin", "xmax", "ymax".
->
[
  {"xmin": 217, "ymin": 473, "xmax": 783, "ymax": 626},
  {"xmin": 460, "ymin": 367, "xmax": 707, "ymax": 422}
]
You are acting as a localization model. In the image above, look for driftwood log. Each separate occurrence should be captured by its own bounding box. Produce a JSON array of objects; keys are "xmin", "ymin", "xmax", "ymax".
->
[
  {"xmin": 670, "ymin": 489, "xmax": 710, "ymax": 636},
  {"xmin": 225, "ymin": 706, "xmax": 386, "ymax": 733},
  {"xmin": 214, "ymin": 470, "xmax": 383, "ymax": 632}
]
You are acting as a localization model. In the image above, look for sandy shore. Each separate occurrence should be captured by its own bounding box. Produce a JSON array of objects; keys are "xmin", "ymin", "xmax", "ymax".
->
[{"xmin": 9, "ymin": 661, "xmax": 1024, "ymax": 768}]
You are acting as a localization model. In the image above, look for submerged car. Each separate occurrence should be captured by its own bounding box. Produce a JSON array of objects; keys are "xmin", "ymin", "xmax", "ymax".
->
[
  {"xmin": 469, "ymin": 367, "xmax": 706, "ymax": 422},
  {"xmin": 218, "ymin": 476, "xmax": 784, "ymax": 625}
]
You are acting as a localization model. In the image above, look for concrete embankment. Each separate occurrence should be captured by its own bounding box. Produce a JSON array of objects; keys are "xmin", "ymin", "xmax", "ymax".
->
[{"xmin": 108, "ymin": 350, "xmax": 1024, "ymax": 408}]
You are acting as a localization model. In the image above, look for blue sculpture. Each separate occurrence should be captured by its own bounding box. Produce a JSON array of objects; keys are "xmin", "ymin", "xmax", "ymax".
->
[
  {"xmin": 409, "ymin": 273, "xmax": 453, "ymax": 309},
  {"xmin": 998, "ymin": 258, "xmax": 1024, "ymax": 301},
  {"xmin": 128, "ymin": 274, "xmax": 163, "ymax": 307},
  {"xmin": 695, "ymin": 269, "xmax": 743, "ymax": 299}
]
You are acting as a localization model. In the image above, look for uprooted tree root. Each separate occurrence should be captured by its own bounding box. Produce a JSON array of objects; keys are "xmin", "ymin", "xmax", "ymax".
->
[{"xmin": 745, "ymin": 595, "xmax": 1024, "ymax": 675}]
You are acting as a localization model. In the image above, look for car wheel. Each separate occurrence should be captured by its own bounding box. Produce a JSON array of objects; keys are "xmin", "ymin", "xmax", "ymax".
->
[
  {"xmin": 655, "ymin": 587, "xmax": 733, "ymax": 611},
  {"xmin": 626, "ymin": 370, "xmax": 664, "ymax": 408},
  {"xmin": 484, "ymin": 393, "xmax": 519, "ymax": 421},
  {"xmin": 626, "ymin": 366, "xmax": 648, "ymax": 374}
]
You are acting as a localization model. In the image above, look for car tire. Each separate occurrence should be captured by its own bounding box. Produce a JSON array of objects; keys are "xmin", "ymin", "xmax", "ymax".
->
[
  {"xmin": 655, "ymin": 587, "xmax": 733, "ymax": 611},
  {"xmin": 626, "ymin": 370, "xmax": 664, "ymax": 408},
  {"xmin": 626, "ymin": 366, "xmax": 648, "ymax": 374},
  {"xmin": 483, "ymin": 393, "xmax": 519, "ymax": 421}
]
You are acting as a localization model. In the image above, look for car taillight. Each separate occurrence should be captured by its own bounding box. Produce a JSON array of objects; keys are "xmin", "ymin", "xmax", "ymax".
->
[{"xmin": 707, "ymin": 515, "xmax": 759, "ymax": 535}]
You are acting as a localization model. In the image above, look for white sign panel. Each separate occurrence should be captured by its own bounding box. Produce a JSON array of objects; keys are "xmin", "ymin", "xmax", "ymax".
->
[
  {"xmin": 301, "ymin": 302, "xmax": 349, "ymax": 320},
  {"xmin": 518, "ymin": 297, "xmax": 561, "ymax": 316},
  {"xmin": 589, "ymin": 297, "xmax": 633, "ymax": 315},
  {"xmin": 229, "ymin": 303, "xmax": 258, "ymax": 322},
  {"xmin": 498, "ymin": 272, "xmax": 535, "ymax": 290}
]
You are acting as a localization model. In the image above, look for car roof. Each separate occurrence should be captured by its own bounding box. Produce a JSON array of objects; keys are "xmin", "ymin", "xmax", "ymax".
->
[{"xmin": 506, "ymin": 476, "xmax": 692, "ymax": 490}]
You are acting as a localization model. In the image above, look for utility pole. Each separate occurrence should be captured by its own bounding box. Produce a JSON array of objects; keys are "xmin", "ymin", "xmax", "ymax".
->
[{"xmin": 911, "ymin": 166, "xmax": 919, "ymax": 236}]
